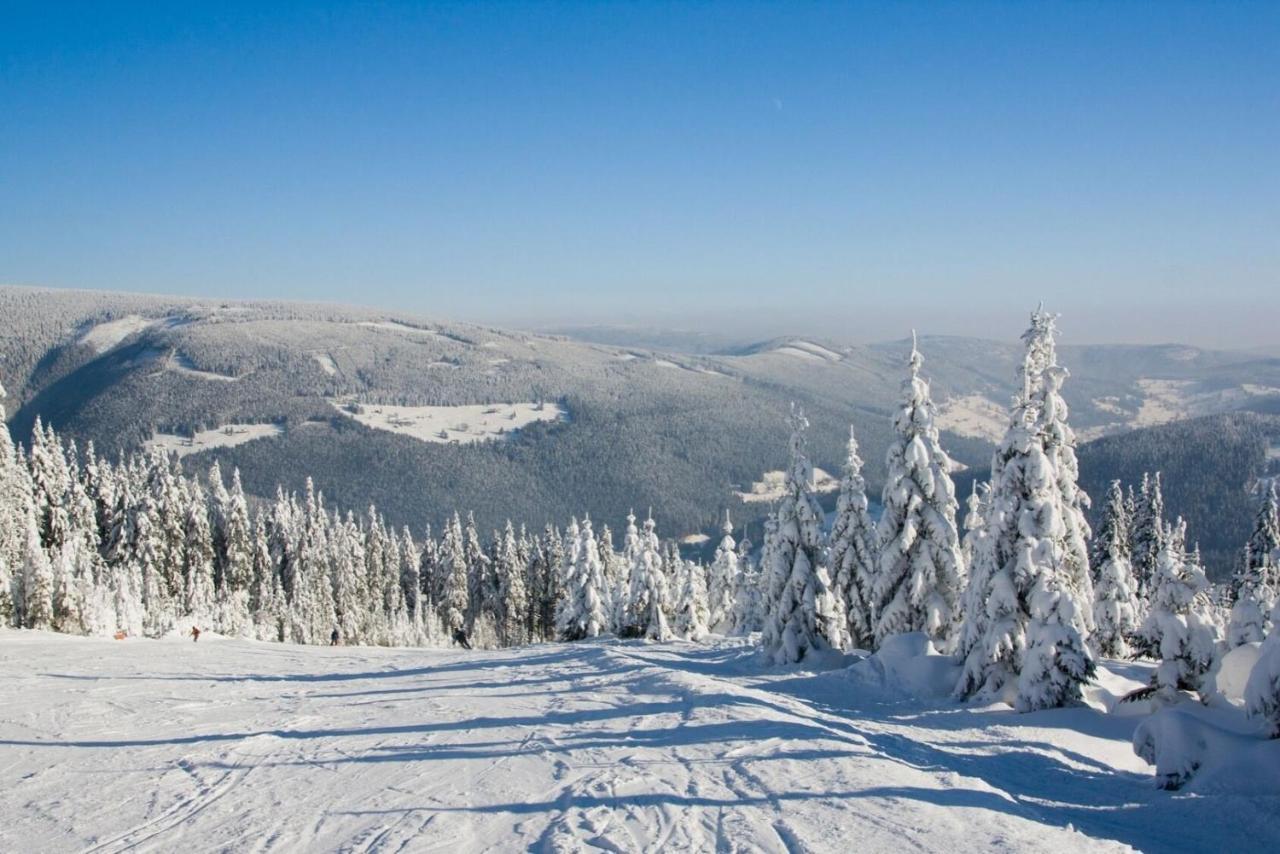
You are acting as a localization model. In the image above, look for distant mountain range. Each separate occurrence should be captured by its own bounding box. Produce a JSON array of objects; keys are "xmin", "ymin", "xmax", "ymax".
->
[{"xmin": 4, "ymin": 286, "xmax": 1278, "ymax": 577}]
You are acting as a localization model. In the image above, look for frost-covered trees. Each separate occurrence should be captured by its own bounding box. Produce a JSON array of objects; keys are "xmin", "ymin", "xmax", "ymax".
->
[
  {"xmin": 956, "ymin": 307, "xmax": 1095, "ymax": 709},
  {"xmin": 1136, "ymin": 522, "xmax": 1221, "ymax": 700},
  {"xmin": 829, "ymin": 427, "xmax": 878, "ymax": 650},
  {"xmin": 706, "ymin": 510, "xmax": 739, "ymax": 634},
  {"xmin": 872, "ymin": 338, "xmax": 965, "ymax": 650},
  {"xmin": 1131, "ymin": 472, "xmax": 1166, "ymax": 600},
  {"xmin": 1092, "ymin": 481, "xmax": 1140, "ymax": 658},
  {"xmin": 760, "ymin": 407, "xmax": 837, "ymax": 664},
  {"xmin": 556, "ymin": 516, "xmax": 609, "ymax": 641},
  {"xmin": 1229, "ymin": 485, "xmax": 1279, "ymax": 647},
  {"xmin": 673, "ymin": 560, "xmax": 710, "ymax": 641},
  {"xmin": 1246, "ymin": 600, "xmax": 1280, "ymax": 738},
  {"xmin": 622, "ymin": 511, "xmax": 671, "ymax": 640},
  {"xmin": 496, "ymin": 521, "xmax": 528, "ymax": 646}
]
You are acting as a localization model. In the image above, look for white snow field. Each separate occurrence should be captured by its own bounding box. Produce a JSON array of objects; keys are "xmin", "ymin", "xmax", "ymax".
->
[
  {"xmin": 328, "ymin": 399, "xmax": 567, "ymax": 445},
  {"xmin": 2, "ymin": 632, "xmax": 1277, "ymax": 854}
]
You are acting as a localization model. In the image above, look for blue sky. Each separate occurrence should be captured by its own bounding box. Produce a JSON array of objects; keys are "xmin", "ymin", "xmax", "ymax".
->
[{"xmin": 2, "ymin": 2, "xmax": 1277, "ymax": 345}]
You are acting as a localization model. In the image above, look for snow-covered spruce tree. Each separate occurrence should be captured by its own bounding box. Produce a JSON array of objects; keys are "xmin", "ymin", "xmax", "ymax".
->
[
  {"xmin": 829, "ymin": 427, "xmax": 878, "ymax": 650},
  {"xmin": 872, "ymin": 337, "xmax": 965, "ymax": 651},
  {"xmin": 250, "ymin": 510, "xmax": 284, "ymax": 642},
  {"xmin": 496, "ymin": 520, "xmax": 528, "ymax": 646},
  {"xmin": 1229, "ymin": 484, "xmax": 1280, "ymax": 646},
  {"xmin": 615, "ymin": 510, "xmax": 644, "ymax": 632},
  {"xmin": 961, "ymin": 481, "xmax": 989, "ymax": 569},
  {"xmin": 553, "ymin": 516, "xmax": 581, "ymax": 637},
  {"xmin": 212, "ymin": 467, "xmax": 253, "ymax": 637},
  {"xmin": 556, "ymin": 515, "xmax": 609, "ymax": 641},
  {"xmin": 0, "ymin": 381, "xmax": 22, "ymax": 626},
  {"xmin": 1091, "ymin": 481, "xmax": 1140, "ymax": 658},
  {"xmin": 956, "ymin": 309, "xmax": 1095, "ymax": 708},
  {"xmin": 596, "ymin": 523, "xmax": 621, "ymax": 629},
  {"xmin": 1034, "ymin": 361, "xmax": 1094, "ymax": 635},
  {"xmin": 673, "ymin": 560, "xmax": 710, "ymax": 641},
  {"xmin": 536, "ymin": 524, "xmax": 564, "ymax": 641},
  {"xmin": 624, "ymin": 510, "xmax": 671, "ymax": 640},
  {"xmin": 1131, "ymin": 472, "xmax": 1166, "ymax": 601},
  {"xmin": 707, "ymin": 510, "xmax": 739, "ymax": 634},
  {"xmin": 1246, "ymin": 599, "xmax": 1280, "ymax": 738},
  {"xmin": 399, "ymin": 525, "xmax": 421, "ymax": 623},
  {"xmin": 1136, "ymin": 521, "xmax": 1220, "ymax": 700},
  {"xmin": 437, "ymin": 512, "xmax": 469, "ymax": 633},
  {"xmin": 760, "ymin": 406, "xmax": 838, "ymax": 664}
]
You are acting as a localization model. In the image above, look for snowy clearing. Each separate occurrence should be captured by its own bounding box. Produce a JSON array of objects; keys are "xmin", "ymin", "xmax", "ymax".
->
[
  {"xmin": 145, "ymin": 423, "xmax": 286, "ymax": 458},
  {"xmin": 330, "ymin": 399, "xmax": 565, "ymax": 445},
  {"xmin": 355, "ymin": 320, "xmax": 445, "ymax": 339},
  {"xmin": 739, "ymin": 467, "xmax": 839, "ymax": 504},
  {"xmin": 313, "ymin": 352, "xmax": 338, "ymax": 376},
  {"xmin": 167, "ymin": 352, "xmax": 239, "ymax": 382},
  {"xmin": 783, "ymin": 340, "xmax": 843, "ymax": 362},
  {"xmin": 77, "ymin": 315, "xmax": 187, "ymax": 353},
  {"xmin": 3, "ymin": 632, "xmax": 1275, "ymax": 853},
  {"xmin": 936, "ymin": 393, "xmax": 1008, "ymax": 442}
]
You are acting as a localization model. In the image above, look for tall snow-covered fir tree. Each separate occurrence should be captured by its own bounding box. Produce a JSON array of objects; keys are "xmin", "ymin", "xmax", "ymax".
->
[
  {"xmin": 623, "ymin": 510, "xmax": 671, "ymax": 640},
  {"xmin": 760, "ymin": 406, "xmax": 836, "ymax": 664},
  {"xmin": 955, "ymin": 308, "xmax": 1095, "ymax": 709},
  {"xmin": 1136, "ymin": 520, "xmax": 1220, "ymax": 700},
  {"xmin": 706, "ymin": 510, "xmax": 739, "ymax": 634},
  {"xmin": 556, "ymin": 515, "xmax": 609, "ymax": 641},
  {"xmin": 437, "ymin": 512, "xmax": 469, "ymax": 632},
  {"xmin": 1091, "ymin": 481, "xmax": 1140, "ymax": 658},
  {"xmin": 1246, "ymin": 600, "xmax": 1280, "ymax": 738},
  {"xmin": 1131, "ymin": 472, "xmax": 1166, "ymax": 601},
  {"xmin": 829, "ymin": 427, "xmax": 877, "ymax": 650},
  {"xmin": 496, "ymin": 520, "xmax": 528, "ymax": 646},
  {"xmin": 673, "ymin": 560, "xmax": 710, "ymax": 641},
  {"xmin": 1229, "ymin": 484, "xmax": 1279, "ymax": 646},
  {"xmin": 872, "ymin": 336, "xmax": 965, "ymax": 650}
]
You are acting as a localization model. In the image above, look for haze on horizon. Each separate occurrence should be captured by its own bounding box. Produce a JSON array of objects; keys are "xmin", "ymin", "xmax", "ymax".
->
[{"xmin": 2, "ymin": 2, "xmax": 1277, "ymax": 350}]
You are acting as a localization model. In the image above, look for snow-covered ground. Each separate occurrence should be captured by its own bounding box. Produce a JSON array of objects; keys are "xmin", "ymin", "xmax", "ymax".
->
[
  {"xmin": 738, "ymin": 468, "xmax": 839, "ymax": 504},
  {"xmin": 4, "ymin": 632, "xmax": 1275, "ymax": 852},
  {"xmin": 936, "ymin": 393, "xmax": 1009, "ymax": 442},
  {"xmin": 145, "ymin": 423, "xmax": 285, "ymax": 458},
  {"xmin": 329, "ymin": 399, "xmax": 566, "ymax": 445}
]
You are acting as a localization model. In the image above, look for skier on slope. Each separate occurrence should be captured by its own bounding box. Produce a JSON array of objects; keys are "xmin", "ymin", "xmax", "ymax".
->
[
  {"xmin": 190, "ymin": 626, "xmax": 201, "ymax": 643},
  {"xmin": 330, "ymin": 628, "xmax": 340, "ymax": 646},
  {"xmin": 451, "ymin": 627, "xmax": 472, "ymax": 650}
]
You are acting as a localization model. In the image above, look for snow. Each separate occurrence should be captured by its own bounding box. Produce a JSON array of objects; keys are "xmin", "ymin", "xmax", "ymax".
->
[
  {"xmin": 355, "ymin": 320, "xmax": 444, "ymax": 339},
  {"xmin": 312, "ymin": 352, "xmax": 338, "ymax": 376},
  {"xmin": 3, "ymin": 631, "xmax": 1277, "ymax": 852},
  {"xmin": 167, "ymin": 352, "xmax": 239, "ymax": 382},
  {"xmin": 774, "ymin": 345, "xmax": 825, "ymax": 362},
  {"xmin": 144, "ymin": 423, "xmax": 285, "ymax": 458},
  {"xmin": 737, "ymin": 467, "xmax": 839, "ymax": 504},
  {"xmin": 935, "ymin": 393, "xmax": 1009, "ymax": 444},
  {"xmin": 77, "ymin": 315, "xmax": 187, "ymax": 353},
  {"xmin": 330, "ymin": 399, "xmax": 566, "ymax": 445},
  {"xmin": 775, "ymin": 340, "xmax": 843, "ymax": 362},
  {"xmin": 1133, "ymin": 379, "xmax": 1196, "ymax": 427}
]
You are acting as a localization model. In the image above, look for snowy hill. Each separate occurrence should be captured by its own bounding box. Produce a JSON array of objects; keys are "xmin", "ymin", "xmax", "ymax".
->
[
  {"xmin": 3, "ymin": 286, "xmax": 1279, "ymax": 553},
  {"xmin": 3, "ymin": 631, "xmax": 1277, "ymax": 852}
]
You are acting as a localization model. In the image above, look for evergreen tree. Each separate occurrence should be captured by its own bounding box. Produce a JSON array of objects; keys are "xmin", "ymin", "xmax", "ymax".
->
[
  {"xmin": 496, "ymin": 520, "xmax": 528, "ymax": 646},
  {"xmin": 1229, "ymin": 484, "xmax": 1279, "ymax": 646},
  {"xmin": 624, "ymin": 510, "xmax": 671, "ymax": 640},
  {"xmin": 1136, "ymin": 521, "xmax": 1220, "ymax": 700},
  {"xmin": 873, "ymin": 337, "xmax": 965, "ymax": 650},
  {"xmin": 437, "ymin": 512, "xmax": 469, "ymax": 632},
  {"xmin": 1131, "ymin": 472, "xmax": 1166, "ymax": 600},
  {"xmin": 673, "ymin": 560, "xmax": 710, "ymax": 641},
  {"xmin": 1246, "ymin": 600, "xmax": 1280, "ymax": 738},
  {"xmin": 1092, "ymin": 481, "xmax": 1140, "ymax": 657},
  {"xmin": 707, "ymin": 510, "xmax": 739, "ymax": 634},
  {"xmin": 956, "ymin": 308, "xmax": 1095, "ymax": 707},
  {"xmin": 829, "ymin": 428, "xmax": 877, "ymax": 650},
  {"xmin": 556, "ymin": 515, "xmax": 609, "ymax": 641},
  {"xmin": 760, "ymin": 406, "xmax": 835, "ymax": 664}
]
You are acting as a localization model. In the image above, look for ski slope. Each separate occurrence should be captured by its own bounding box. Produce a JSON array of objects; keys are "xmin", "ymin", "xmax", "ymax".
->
[{"xmin": 1, "ymin": 632, "xmax": 1274, "ymax": 853}]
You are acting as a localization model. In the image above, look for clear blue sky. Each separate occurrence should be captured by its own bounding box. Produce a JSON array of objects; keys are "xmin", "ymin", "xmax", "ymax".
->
[{"xmin": 3, "ymin": 2, "xmax": 1277, "ymax": 346}]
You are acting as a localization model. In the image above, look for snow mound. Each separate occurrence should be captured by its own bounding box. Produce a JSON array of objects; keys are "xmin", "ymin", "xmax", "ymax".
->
[
  {"xmin": 846, "ymin": 632, "xmax": 960, "ymax": 700},
  {"xmin": 1204, "ymin": 643, "xmax": 1262, "ymax": 708},
  {"xmin": 1133, "ymin": 703, "xmax": 1280, "ymax": 792}
]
